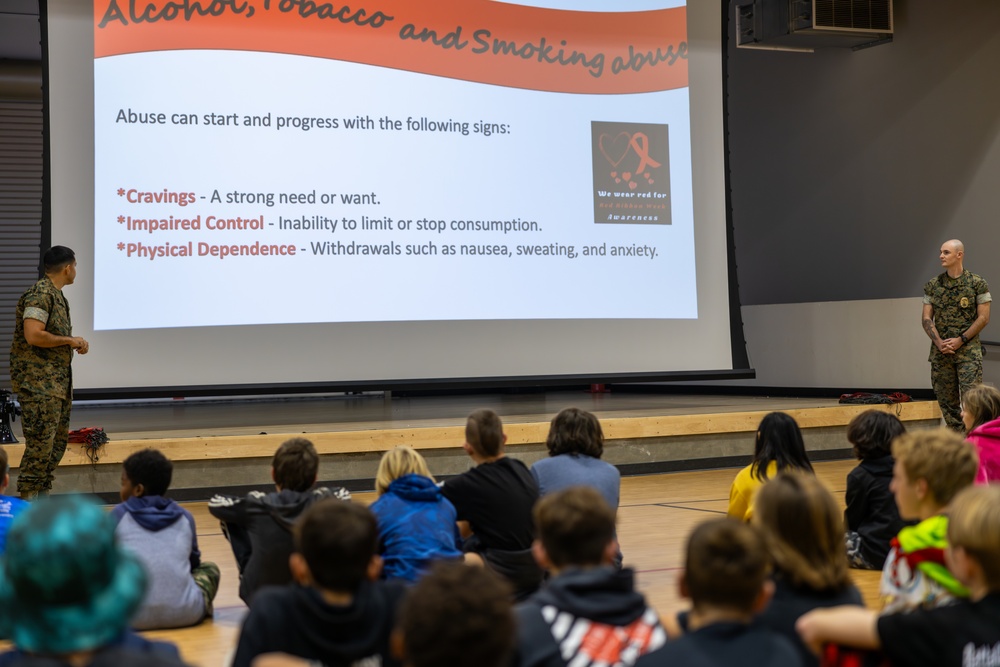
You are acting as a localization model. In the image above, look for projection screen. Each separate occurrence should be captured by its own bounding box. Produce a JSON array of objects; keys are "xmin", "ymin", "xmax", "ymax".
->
[{"xmin": 43, "ymin": 0, "xmax": 749, "ymax": 395}]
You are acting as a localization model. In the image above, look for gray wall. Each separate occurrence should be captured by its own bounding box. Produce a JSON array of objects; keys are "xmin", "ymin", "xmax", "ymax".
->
[
  {"xmin": 2, "ymin": 2, "xmax": 999, "ymax": 391},
  {"xmin": 728, "ymin": 0, "xmax": 1000, "ymax": 306},
  {"xmin": 720, "ymin": 0, "xmax": 1000, "ymax": 389}
]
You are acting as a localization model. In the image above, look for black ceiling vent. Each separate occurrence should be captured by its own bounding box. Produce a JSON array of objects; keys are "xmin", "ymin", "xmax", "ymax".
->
[
  {"xmin": 811, "ymin": 0, "xmax": 892, "ymax": 31},
  {"xmin": 737, "ymin": 0, "xmax": 893, "ymax": 52}
]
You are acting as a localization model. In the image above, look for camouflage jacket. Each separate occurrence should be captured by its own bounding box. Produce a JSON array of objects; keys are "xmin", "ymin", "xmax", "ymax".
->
[
  {"xmin": 923, "ymin": 269, "xmax": 991, "ymax": 362},
  {"xmin": 9, "ymin": 276, "xmax": 73, "ymax": 399}
]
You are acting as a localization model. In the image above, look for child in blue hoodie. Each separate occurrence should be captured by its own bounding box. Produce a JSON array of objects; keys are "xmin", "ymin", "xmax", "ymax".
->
[
  {"xmin": 368, "ymin": 446, "xmax": 462, "ymax": 583},
  {"xmin": 112, "ymin": 448, "xmax": 220, "ymax": 630},
  {"xmin": 0, "ymin": 448, "xmax": 28, "ymax": 555}
]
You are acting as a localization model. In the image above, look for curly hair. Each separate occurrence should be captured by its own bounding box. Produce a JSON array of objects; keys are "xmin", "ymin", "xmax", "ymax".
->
[{"xmin": 846, "ymin": 410, "xmax": 905, "ymax": 461}]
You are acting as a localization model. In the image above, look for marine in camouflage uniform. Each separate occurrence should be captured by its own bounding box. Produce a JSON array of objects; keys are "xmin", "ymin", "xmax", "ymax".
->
[
  {"xmin": 922, "ymin": 240, "xmax": 992, "ymax": 432},
  {"xmin": 8, "ymin": 247, "xmax": 87, "ymax": 499}
]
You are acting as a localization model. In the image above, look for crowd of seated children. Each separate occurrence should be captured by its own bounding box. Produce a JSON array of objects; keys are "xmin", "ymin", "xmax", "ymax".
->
[
  {"xmin": 879, "ymin": 429, "xmax": 978, "ymax": 614},
  {"xmin": 752, "ymin": 472, "xmax": 863, "ymax": 667},
  {"xmin": 368, "ymin": 446, "xmax": 463, "ymax": 582},
  {"xmin": 728, "ymin": 412, "xmax": 814, "ymax": 521},
  {"xmin": 232, "ymin": 498, "xmax": 407, "ymax": 667},
  {"xmin": 208, "ymin": 437, "xmax": 350, "ymax": 603},
  {"xmin": 843, "ymin": 410, "xmax": 907, "ymax": 570},
  {"xmin": 961, "ymin": 384, "xmax": 1000, "ymax": 483},
  {"xmin": 18, "ymin": 405, "xmax": 999, "ymax": 667},
  {"xmin": 514, "ymin": 486, "xmax": 665, "ymax": 667},
  {"xmin": 0, "ymin": 448, "xmax": 28, "ymax": 555},
  {"xmin": 112, "ymin": 448, "xmax": 220, "ymax": 630},
  {"xmin": 440, "ymin": 408, "xmax": 543, "ymax": 600},
  {"xmin": 0, "ymin": 495, "xmax": 188, "ymax": 666},
  {"xmin": 637, "ymin": 518, "xmax": 802, "ymax": 667},
  {"xmin": 396, "ymin": 562, "xmax": 516, "ymax": 667},
  {"xmin": 798, "ymin": 485, "xmax": 1000, "ymax": 667}
]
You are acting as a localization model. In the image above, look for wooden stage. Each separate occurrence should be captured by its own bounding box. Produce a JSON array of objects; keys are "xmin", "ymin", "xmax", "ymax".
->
[{"xmin": 4, "ymin": 390, "xmax": 942, "ymax": 498}]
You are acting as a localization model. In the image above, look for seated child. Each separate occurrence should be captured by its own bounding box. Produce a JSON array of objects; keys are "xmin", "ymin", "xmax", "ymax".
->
[
  {"xmin": 635, "ymin": 518, "xmax": 801, "ymax": 667},
  {"xmin": 961, "ymin": 384, "xmax": 1000, "ymax": 483},
  {"xmin": 728, "ymin": 412, "xmax": 814, "ymax": 522},
  {"xmin": 0, "ymin": 495, "xmax": 187, "ymax": 666},
  {"xmin": 843, "ymin": 410, "xmax": 907, "ymax": 570},
  {"xmin": 208, "ymin": 437, "xmax": 350, "ymax": 602},
  {"xmin": 880, "ymin": 429, "xmax": 978, "ymax": 614},
  {"xmin": 515, "ymin": 486, "xmax": 665, "ymax": 667},
  {"xmin": 532, "ymin": 408, "xmax": 623, "ymax": 566},
  {"xmin": 797, "ymin": 485, "xmax": 1000, "ymax": 667},
  {"xmin": 0, "ymin": 447, "xmax": 28, "ymax": 554},
  {"xmin": 368, "ymin": 446, "xmax": 462, "ymax": 583},
  {"xmin": 531, "ymin": 408, "xmax": 620, "ymax": 512},
  {"xmin": 396, "ymin": 563, "xmax": 516, "ymax": 667},
  {"xmin": 753, "ymin": 472, "xmax": 864, "ymax": 667},
  {"xmin": 112, "ymin": 448, "xmax": 220, "ymax": 630},
  {"xmin": 232, "ymin": 499, "xmax": 407, "ymax": 667},
  {"xmin": 441, "ymin": 408, "xmax": 542, "ymax": 600}
]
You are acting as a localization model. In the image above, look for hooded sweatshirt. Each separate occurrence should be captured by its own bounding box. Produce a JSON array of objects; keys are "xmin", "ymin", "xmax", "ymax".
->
[
  {"xmin": 208, "ymin": 486, "xmax": 350, "ymax": 603},
  {"xmin": 111, "ymin": 496, "xmax": 205, "ymax": 630},
  {"xmin": 967, "ymin": 418, "xmax": 1000, "ymax": 484},
  {"xmin": 880, "ymin": 514, "xmax": 968, "ymax": 614},
  {"xmin": 843, "ymin": 454, "xmax": 905, "ymax": 568},
  {"xmin": 368, "ymin": 474, "xmax": 462, "ymax": 583},
  {"xmin": 515, "ymin": 567, "xmax": 666, "ymax": 667},
  {"xmin": 232, "ymin": 580, "xmax": 407, "ymax": 667}
]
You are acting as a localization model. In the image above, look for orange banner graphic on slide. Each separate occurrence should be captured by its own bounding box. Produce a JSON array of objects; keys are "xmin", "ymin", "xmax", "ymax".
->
[{"xmin": 93, "ymin": 0, "xmax": 688, "ymax": 95}]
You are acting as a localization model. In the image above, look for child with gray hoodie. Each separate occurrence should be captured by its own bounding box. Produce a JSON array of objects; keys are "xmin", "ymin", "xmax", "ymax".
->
[{"xmin": 112, "ymin": 448, "xmax": 220, "ymax": 630}]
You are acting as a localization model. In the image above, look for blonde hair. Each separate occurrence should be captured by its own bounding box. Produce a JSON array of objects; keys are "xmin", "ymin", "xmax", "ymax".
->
[
  {"xmin": 375, "ymin": 446, "xmax": 434, "ymax": 496},
  {"xmin": 892, "ymin": 429, "xmax": 978, "ymax": 506},
  {"xmin": 948, "ymin": 485, "xmax": 1000, "ymax": 590},
  {"xmin": 752, "ymin": 471, "xmax": 850, "ymax": 592}
]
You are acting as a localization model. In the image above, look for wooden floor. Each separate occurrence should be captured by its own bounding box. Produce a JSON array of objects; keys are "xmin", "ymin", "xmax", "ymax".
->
[{"xmin": 150, "ymin": 458, "xmax": 882, "ymax": 667}]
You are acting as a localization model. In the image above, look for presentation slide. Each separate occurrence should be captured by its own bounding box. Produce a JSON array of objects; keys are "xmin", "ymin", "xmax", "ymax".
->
[
  {"xmin": 43, "ymin": 0, "xmax": 741, "ymax": 392},
  {"xmin": 92, "ymin": 0, "xmax": 693, "ymax": 329}
]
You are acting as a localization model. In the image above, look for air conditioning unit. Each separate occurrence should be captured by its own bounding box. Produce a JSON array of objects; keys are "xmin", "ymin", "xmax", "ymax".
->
[{"xmin": 736, "ymin": 0, "xmax": 893, "ymax": 52}]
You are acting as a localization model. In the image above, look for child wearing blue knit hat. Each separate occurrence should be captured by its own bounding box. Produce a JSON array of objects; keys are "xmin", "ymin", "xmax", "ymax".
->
[{"xmin": 0, "ymin": 494, "xmax": 187, "ymax": 666}]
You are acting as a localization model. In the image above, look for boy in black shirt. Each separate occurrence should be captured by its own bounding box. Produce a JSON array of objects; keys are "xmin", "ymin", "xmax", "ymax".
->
[
  {"xmin": 636, "ymin": 519, "xmax": 801, "ymax": 667},
  {"xmin": 441, "ymin": 408, "xmax": 542, "ymax": 599},
  {"xmin": 798, "ymin": 484, "xmax": 1000, "ymax": 667},
  {"xmin": 232, "ymin": 499, "xmax": 406, "ymax": 667}
]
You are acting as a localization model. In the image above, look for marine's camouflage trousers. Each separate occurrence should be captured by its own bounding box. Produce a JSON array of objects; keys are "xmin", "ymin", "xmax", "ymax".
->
[
  {"xmin": 931, "ymin": 354, "xmax": 982, "ymax": 432},
  {"xmin": 193, "ymin": 561, "xmax": 222, "ymax": 618},
  {"xmin": 16, "ymin": 393, "xmax": 71, "ymax": 498}
]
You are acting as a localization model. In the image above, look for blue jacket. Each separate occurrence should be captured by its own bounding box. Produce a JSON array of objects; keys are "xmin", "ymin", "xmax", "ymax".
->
[{"xmin": 369, "ymin": 474, "xmax": 462, "ymax": 583}]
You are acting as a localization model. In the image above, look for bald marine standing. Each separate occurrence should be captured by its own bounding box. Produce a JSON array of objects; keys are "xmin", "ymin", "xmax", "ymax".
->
[{"xmin": 922, "ymin": 239, "xmax": 991, "ymax": 431}]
